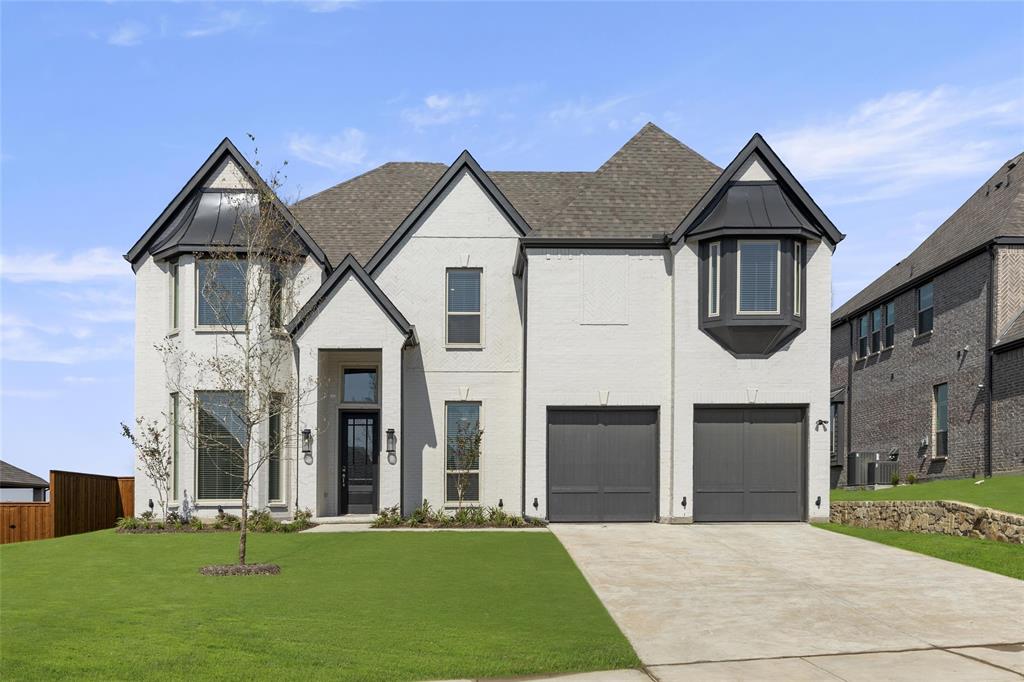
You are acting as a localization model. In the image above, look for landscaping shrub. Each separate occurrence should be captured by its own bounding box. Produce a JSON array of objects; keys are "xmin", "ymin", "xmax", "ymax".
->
[
  {"xmin": 891, "ymin": 473, "xmax": 901, "ymax": 486},
  {"xmin": 374, "ymin": 505, "xmax": 403, "ymax": 527},
  {"xmin": 908, "ymin": 474, "xmax": 917, "ymax": 485},
  {"xmin": 116, "ymin": 508, "xmax": 316, "ymax": 534},
  {"xmin": 371, "ymin": 502, "xmax": 545, "ymax": 529}
]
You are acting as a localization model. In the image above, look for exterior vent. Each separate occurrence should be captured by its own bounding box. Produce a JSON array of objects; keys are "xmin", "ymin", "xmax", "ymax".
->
[
  {"xmin": 867, "ymin": 460, "xmax": 898, "ymax": 486},
  {"xmin": 846, "ymin": 451, "xmax": 880, "ymax": 486}
]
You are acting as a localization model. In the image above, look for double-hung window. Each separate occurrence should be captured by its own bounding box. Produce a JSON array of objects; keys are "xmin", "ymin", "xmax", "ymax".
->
[
  {"xmin": 793, "ymin": 242, "xmax": 802, "ymax": 316},
  {"xmin": 197, "ymin": 259, "xmax": 247, "ymax": 327},
  {"xmin": 884, "ymin": 301, "xmax": 896, "ymax": 348},
  {"xmin": 871, "ymin": 307, "xmax": 883, "ymax": 353},
  {"xmin": 933, "ymin": 383, "xmax": 948, "ymax": 458},
  {"xmin": 446, "ymin": 268, "xmax": 482, "ymax": 345},
  {"xmin": 857, "ymin": 315, "xmax": 869, "ymax": 359},
  {"xmin": 708, "ymin": 242, "xmax": 721, "ymax": 317},
  {"xmin": 445, "ymin": 402, "xmax": 481, "ymax": 504},
  {"xmin": 169, "ymin": 262, "xmax": 180, "ymax": 330},
  {"xmin": 736, "ymin": 240, "xmax": 780, "ymax": 314},
  {"xmin": 196, "ymin": 391, "xmax": 245, "ymax": 500},
  {"xmin": 917, "ymin": 282, "xmax": 934, "ymax": 335},
  {"xmin": 268, "ymin": 393, "xmax": 283, "ymax": 503},
  {"xmin": 269, "ymin": 265, "xmax": 284, "ymax": 329}
]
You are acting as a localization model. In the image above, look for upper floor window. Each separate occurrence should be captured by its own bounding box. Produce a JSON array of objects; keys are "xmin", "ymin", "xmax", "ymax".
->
[
  {"xmin": 197, "ymin": 259, "xmax": 247, "ymax": 327},
  {"xmin": 343, "ymin": 368, "xmax": 378, "ymax": 404},
  {"xmin": 169, "ymin": 262, "xmax": 180, "ymax": 330},
  {"xmin": 917, "ymin": 282, "xmax": 934, "ymax": 335},
  {"xmin": 446, "ymin": 268, "xmax": 481, "ymax": 345},
  {"xmin": 269, "ymin": 265, "xmax": 284, "ymax": 329},
  {"xmin": 884, "ymin": 301, "xmax": 895, "ymax": 348},
  {"xmin": 871, "ymin": 307, "xmax": 882, "ymax": 354},
  {"xmin": 736, "ymin": 240, "xmax": 780, "ymax": 314},
  {"xmin": 933, "ymin": 383, "xmax": 948, "ymax": 458},
  {"xmin": 793, "ymin": 242, "xmax": 802, "ymax": 316},
  {"xmin": 857, "ymin": 314, "xmax": 869, "ymax": 359},
  {"xmin": 708, "ymin": 242, "xmax": 721, "ymax": 317}
]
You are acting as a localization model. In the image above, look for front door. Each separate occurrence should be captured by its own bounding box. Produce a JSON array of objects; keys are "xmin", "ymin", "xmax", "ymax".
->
[{"xmin": 339, "ymin": 411, "xmax": 379, "ymax": 514}]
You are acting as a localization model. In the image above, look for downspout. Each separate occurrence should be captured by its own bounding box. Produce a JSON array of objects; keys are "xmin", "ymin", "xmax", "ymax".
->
[
  {"xmin": 668, "ymin": 242, "xmax": 676, "ymax": 521},
  {"xmin": 845, "ymin": 320, "xmax": 853, "ymax": 479},
  {"xmin": 293, "ymin": 339, "xmax": 301, "ymax": 514},
  {"xmin": 985, "ymin": 245, "xmax": 995, "ymax": 478},
  {"xmin": 520, "ymin": 248, "xmax": 528, "ymax": 518},
  {"xmin": 400, "ymin": 344, "xmax": 406, "ymax": 516}
]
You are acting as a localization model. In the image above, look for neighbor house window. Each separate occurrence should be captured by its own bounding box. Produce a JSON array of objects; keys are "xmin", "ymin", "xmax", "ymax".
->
[
  {"xmin": 933, "ymin": 383, "xmax": 948, "ymax": 458},
  {"xmin": 197, "ymin": 259, "xmax": 247, "ymax": 327},
  {"xmin": 342, "ymin": 368, "xmax": 378, "ymax": 404},
  {"xmin": 446, "ymin": 269, "xmax": 482, "ymax": 345},
  {"xmin": 268, "ymin": 392, "xmax": 283, "ymax": 502},
  {"xmin": 196, "ymin": 391, "xmax": 245, "ymax": 500},
  {"xmin": 857, "ymin": 315, "xmax": 869, "ymax": 359},
  {"xmin": 170, "ymin": 393, "xmax": 180, "ymax": 500},
  {"xmin": 830, "ymin": 402, "xmax": 840, "ymax": 465},
  {"xmin": 736, "ymin": 240, "xmax": 779, "ymax": 314},
  {"xmin": 871, "ymin": 307, "xmax": 882, "ymax": 354},
  {"xmin": 169, "ymin": 262, "xmax": 180, "ymax": 330},
  {"xmin": 445, "ymin": 402, "xmax": 481, "ymax": 504},
  {"xmin": 793, "ymin": 242, "xmax": 802, "ymax": 316},
  {"xmin": 884, "ymin": 301, "xmax": 896, "ymax": 348},
  {"xmin": 917, "ymin": 282, "xmax": 934, "ymax": 335},
  {"xmin": 708, "ymin": 242, "xmax": 721, "ymax": 317},
  {"xmin": 269, "ymin": 265, "xmax": 283, "ymax": 329}
]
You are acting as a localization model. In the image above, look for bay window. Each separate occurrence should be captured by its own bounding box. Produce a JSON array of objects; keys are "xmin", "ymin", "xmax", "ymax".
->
[
  {"xmin": 196, "ymin": 391, "xmax": 245, "ymax": 500},
  {"xmin": 197, "ymin": 259, "xmax": 247, "ymax": 327},
  {"xmin": 736, "ymin": 240, "xmax": 780, "ymax": 314}
]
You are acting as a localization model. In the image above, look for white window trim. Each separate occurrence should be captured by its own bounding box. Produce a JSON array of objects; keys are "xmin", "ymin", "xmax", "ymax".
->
[
  {"xmin": 340, "ymin": 365, "xmax": 381, "ymax": 407},
  {"xmin": 194, "ymin": 257, "xmax": 248, "ymax": 332},
  {"xmin": 735, "ymin": 239, "xmax": 781, "ymax": 315},
  {"xmin": 194, "ymin": 390, "xmax": 244, "ymax": 502},
  {"xmin": 933, "ymin": 383, "xmax": 949, "ymax": 460},
  {"xmin": 793, "ymin": 242, "xmax": 801, "ymax": 316},
  {"xmin": 708, "ymin": 242, "xmax": 721, "ymax": 317},
  {"xmin": 169, "ymin": 262, "xmax": 180, "ymax": 334},
  {"xmin": 445, "ymin": 268, "xmax": 484, "ymax": 348},
  {"xmin": 444, "ymin": 401, "xmax": 483, "ymax": 506},
  {"xmin": 169, "ymin": 392, "xmax": 180, "ymax": 503}
]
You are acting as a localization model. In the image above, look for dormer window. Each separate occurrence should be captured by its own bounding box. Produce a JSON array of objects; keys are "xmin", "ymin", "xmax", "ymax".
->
[{"xmin": 736, "ymin": 240, "xmax": 780, "ymax": 314}]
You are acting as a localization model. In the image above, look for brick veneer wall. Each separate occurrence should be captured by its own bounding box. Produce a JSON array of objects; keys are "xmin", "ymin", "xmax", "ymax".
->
[
  {"xmin": 992, "ymin": 346, "xmax": 1024, "ymax": 473},
  {"xmin": 835, "ymin": 252, "xmax": 991, "ymax": 484},
  {"xmin": 831, "ymin": 499, "xmax": 1024, "ymax": 544}
]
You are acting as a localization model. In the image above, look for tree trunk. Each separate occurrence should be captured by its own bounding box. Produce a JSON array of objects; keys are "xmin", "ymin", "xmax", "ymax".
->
[{"xmin": 238, "ymin": 448, "xmax": 250, "ymax": 566}]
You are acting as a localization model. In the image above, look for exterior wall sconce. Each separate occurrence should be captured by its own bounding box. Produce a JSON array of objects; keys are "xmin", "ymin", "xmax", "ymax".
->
[
  {"xmin": 498, "ymin": 498, "xmax": 503, "ymax": 509},
  {"xmin": 681, "ymin": 496, "xmax": 687, "ymax": 510},
  {"xmin": 533, "ymin": 497, "xmax": 539, "ymax": 511},
  {"xmin": 815, "ymin": 496, "xmax": 822, "ymax": 508},
  {"xmin": 386, "ymin": 429, "xmax": 397, "ymax": 465},
  {"xmin": 301, "ymin": 429, "xmax": 313, "ymax": 465}
]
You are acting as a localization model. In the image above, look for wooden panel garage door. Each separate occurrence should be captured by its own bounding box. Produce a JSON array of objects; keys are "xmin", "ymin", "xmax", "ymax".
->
[
  {"xmin": 548, "ymin": 409, "xmax": 658, "ymax": 522},
  {"xmin": 694, "ymin": 407, "xmax": 804, "ymax": 522}
]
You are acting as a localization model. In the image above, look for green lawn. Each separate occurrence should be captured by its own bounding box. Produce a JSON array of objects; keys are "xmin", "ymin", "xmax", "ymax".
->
[
  {"xmin": 831, "ymin": 474, "xmax": 1024, "ymax": 515},
  {"xmin": 818, "ymin": 523, "xmax": 1024, "ymax": 580},
  {"xmin": 0, "ymin": 530, "xmax": 639, "ymax": 681}
]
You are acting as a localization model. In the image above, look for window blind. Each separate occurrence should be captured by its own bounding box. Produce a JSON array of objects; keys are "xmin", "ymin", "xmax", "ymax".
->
[
  {"xmin": 268, "ymin": 393, "xmax": 283, "ymax": 501},
  {"xmin": 447, "ymin": 269, "xmax": 481, "ymax": 344},
  {"xmin": 196, "ymin": 391, "xmax": 246, "ymax": 500},
  {"xmin": 198, "ymin": 260, "xmax": 247, "ymax": 326},
  {"xmin": 445, "ymin": 402, "xmax": 480, "ymax": 503},
  {"xmin": 738, "ymin": 241, "xmax": 778, "ymax": 312},
  {"xmin": 708, "ymin": 243, "xmax": 720, "ymax": 316}
]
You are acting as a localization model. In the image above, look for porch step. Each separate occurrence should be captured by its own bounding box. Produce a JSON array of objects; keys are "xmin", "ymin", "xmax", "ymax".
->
[{"xmin": 312, "ymin": 514, "xmax": 378, "ymax": 525}]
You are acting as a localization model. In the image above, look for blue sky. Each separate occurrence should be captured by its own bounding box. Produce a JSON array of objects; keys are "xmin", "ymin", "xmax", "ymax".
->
[{"xmin": 2, "ymin": 1, "xmax": 1022, "ymax": 478}]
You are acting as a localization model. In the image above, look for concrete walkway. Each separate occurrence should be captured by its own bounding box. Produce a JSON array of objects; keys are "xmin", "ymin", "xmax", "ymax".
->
[{"xmin": 550, "ymin": 523, "xmax": 1024, "ymax": 680}]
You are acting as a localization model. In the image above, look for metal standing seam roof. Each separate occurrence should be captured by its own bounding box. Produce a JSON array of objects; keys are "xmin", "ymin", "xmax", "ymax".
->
[
  {"xmin": 832, "ymin": 152, "xmax": 1024, "ymax": 324},
  {"xmin": 0, "ymin": 460, "xmax": 49, "ymax": 489}
]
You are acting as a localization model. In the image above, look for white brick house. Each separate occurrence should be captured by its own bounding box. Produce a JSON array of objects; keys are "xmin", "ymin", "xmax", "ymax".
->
[{"xmin": 126, "ymin": 123, "xmax": 843, "ymax": 523}]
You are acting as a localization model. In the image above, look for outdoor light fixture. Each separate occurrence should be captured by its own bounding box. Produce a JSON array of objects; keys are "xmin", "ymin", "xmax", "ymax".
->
[
  {"xmin": 815, "ymin": 419, "xmax": 828, "ymax": 431},
  {"xmin": 386, "ymin": 428, "xmax": 397, "ymax": 465},
  {"xmin": 533, "ymin": 497, "xmax": 539, "ymax": 510},
  {"xmin": 302, "ymin": 429, "xmax": 313, "ymax": 465},
  {"xmin": 815, "ymin": 496, "xmax": 822, "ymax": 508},
  {"xmin": 148, "ymin": 499, "xmax": 154, "ymax": 512},
  {"xmin": 681, "ymin": 496, "xmax": 687, "ymax": 509}
]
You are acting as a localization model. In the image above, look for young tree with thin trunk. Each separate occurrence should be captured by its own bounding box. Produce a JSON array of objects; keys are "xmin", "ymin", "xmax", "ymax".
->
[
  {"xmin": 157, "ymin": 135, "xmax": 316, "ymax": 566},
  {"xmin": 121, "ymin": 417, "xmax": 172, "ymax": 519},
  {"xmin": 450, "ymin": 421, "xmax": 483, "ymax": 508}
]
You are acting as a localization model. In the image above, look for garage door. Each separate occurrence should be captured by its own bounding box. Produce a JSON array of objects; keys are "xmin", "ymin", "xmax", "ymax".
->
[
  {"xmin": 548, "ymin": 409, "xmax": 658, "ymax": 522},
  {"xmin": 694, "ymin": 407, "xmax": 804, "ymax": 522}
]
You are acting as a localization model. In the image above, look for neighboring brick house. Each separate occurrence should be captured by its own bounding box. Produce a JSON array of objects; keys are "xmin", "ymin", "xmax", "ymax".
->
[{"xmin": 830, "ymin": 153, "xmax": 1024, "ymax": 486}]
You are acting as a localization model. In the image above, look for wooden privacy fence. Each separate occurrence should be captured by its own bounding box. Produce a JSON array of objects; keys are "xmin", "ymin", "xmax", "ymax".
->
[{"xmin": 1, "ymin": 471, "xmax": 135, "ymax": 544}]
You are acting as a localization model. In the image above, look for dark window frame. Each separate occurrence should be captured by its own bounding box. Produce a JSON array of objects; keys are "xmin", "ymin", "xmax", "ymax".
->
[
  {"xmin": 933, "ymin": 383, "xmax": 948, "ymax": 458},
  {"xmin": 917, "ymin": 282, "xmax": 934, "ymax": 335},
  {"xmin": 857, "ymin": 314, "xmax": 869, "ymax": 359},
  {"xmin": 268, "ymin": 392, "xmax": 283, "ymax": 502},
  {"xmin": 884, "ymin": 300, "xmax": 895, "ymax": 349},
  {"xmin": 871, "ymin": 307, "xmax": 882, "ymax": 354}
]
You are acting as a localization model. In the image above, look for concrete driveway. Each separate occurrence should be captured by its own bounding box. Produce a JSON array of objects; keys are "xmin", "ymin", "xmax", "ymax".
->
[{"xmin": 552, "ymin": 523, "xmax": 1024, "ymax": 680}]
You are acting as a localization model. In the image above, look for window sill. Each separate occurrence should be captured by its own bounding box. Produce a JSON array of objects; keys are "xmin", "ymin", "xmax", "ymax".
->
[
  {"xmin": 267, "ymin": 502, "xmax": 288, "ymax": 508},
  {"xmin": 445, "ymin": 344, "xmax": 484, "ymax": 350},
  {"xmin": 167, "ymin": 329, "xmax": 180, "ymax": 339},
  {"xmin": 931, "ymin": 455, "xmax": 948, "ymax": 462},
  {"xmin": 915, "ymin": 330, "xmax": 933, "ymax": 339},
  {"xmin": 194, "ymin": 499, "xmax": 243, "ymax": 506},
  {"xmin": 194, "ymin": 326, "xmax": 245, "ymax": 334}
]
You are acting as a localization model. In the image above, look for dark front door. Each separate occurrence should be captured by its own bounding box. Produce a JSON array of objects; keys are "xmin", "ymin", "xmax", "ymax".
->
[{"xmin": 339, "ymin": 411, "xmax": 379, "ymax": 514}]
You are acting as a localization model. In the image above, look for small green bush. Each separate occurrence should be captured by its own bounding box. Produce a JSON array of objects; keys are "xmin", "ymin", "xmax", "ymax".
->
[
  {"xmin": 907, "ymin": 474, "xmax": 917, "ymax": 485},
  {"xmin": 188, "ymin": 516, "xmax": 204, "ymax": 531},
  {"xmin": 891, "ymin": 473, "xmax": 901, "ymax": 486},
  {"xmin": 287, "ymin": 508, "xmax": 315, "ymax": 531},
  {"xmin": 371, "ymin": 502, "xmax": 546, "ymax": 529}
]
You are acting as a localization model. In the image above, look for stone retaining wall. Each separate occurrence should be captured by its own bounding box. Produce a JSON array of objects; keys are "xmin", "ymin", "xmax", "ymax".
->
[{"xmin": 830, "ymin": 500, "xmax": 1024, "ymax": 544}]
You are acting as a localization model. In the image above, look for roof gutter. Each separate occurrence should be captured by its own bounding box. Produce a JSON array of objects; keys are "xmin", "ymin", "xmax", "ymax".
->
[{"xmin": 519, "ymin": 236, "xmax": 671, "ymax": 249}]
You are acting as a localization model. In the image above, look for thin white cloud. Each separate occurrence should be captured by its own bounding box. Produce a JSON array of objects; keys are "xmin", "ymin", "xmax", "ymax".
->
[
  {"xmin": 548, "ymin": 95, "xmax": 634, "ymax": 124},
  {"xmin": 403, "ymin": 93, "xmax": 485, "ymax": 128},
  {"xmin": 63, "ymin": 376, "xmax": 101, "ymax": 385},
  {"xmin": 0, "ymin": 248, "xmax": 129, "ymax": 284},
  {"xmin": 108, "ymin": 21, "xmax": 147, "ymax": 47},
  {"xmin": 287, "ymin": 129, "xmax": 368, "ymax": 170},
  {"xmin": 770, "ymin": 81, "xmax": 1024, "ymax": 205},
  {"xmin": 0, "ymin": 388, "xmax": 62, "ymax": 400},
  {"xmin": 305, "ymin": 0, "xmax": 359, "ymax": 12},
  {"xmin": 0, "ymin": 313, "xmax": 131, "ymax": 364},
  {"xmin": 183, "ymin": 10, "xmax": 245, "ymax": 39}
]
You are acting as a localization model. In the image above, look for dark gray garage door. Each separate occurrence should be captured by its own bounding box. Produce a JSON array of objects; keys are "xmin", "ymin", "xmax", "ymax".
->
[
  {"xmin": 548, "ymin": 409, "xmax": 658, "ymax": 522},
  {"xmin": 694, "ymin": 407, "xmax": 804, "ymax": 522}
]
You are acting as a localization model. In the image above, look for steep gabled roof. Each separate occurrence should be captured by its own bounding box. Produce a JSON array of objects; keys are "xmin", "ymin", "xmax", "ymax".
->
[
  {"xmin": 832, "ymin": 152, "xmax": 1024, "ymax": 323},
  {"xmin": 0, "ymin": 460, "xmax": 48, "ymax": 489},
  {"xmin": 671, "ymin": 133, "xmax": 843, "ymax": 246},
  {"xmin": 287, "ymin": 254, "xmax": 414, "ymax": 341},
  {"xmin": 364, "ymin": 150, "xmax": 532, "ymax": 274},
  {"xmin": 125, "ymin": 138, "xmax": 328, "ymax": 268},
  {"xmin": 531, "ymin": 123, "xmax": 722, "ymax": 238},
  {"xmin": 995, "ymin": 308, "xmax": 1024, "ymax": 352}
]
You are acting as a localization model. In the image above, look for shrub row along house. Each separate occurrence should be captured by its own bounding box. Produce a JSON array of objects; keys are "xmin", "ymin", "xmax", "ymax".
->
[
  {"xmin": 127, "ymin": 123, "xmax": 844, "ymax": 523},
  {"xmin": 830, "ymin": 153, "xmax": 1024, "ymax": 487}
]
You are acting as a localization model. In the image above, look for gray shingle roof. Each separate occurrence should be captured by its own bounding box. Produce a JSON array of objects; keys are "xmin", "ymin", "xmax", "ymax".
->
[
  {"xmin": 832, "ymin": 152, "xmax": 1024, "ymax": 323},
  {"xmin": 995, "ymin": 308, "xmax": 1024, "ymax": 350},
  {"xmin": 289, "ymin": 123, "xmax": 721, "ymax": 265},
  {"xmin": 0, "ymin": 460, "xmax": 48, "ymax": 489}
]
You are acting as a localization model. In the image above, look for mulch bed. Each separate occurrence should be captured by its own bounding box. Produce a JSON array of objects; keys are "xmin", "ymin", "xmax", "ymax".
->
[{"xmin": 199, "ymin": 564, "xmax": 281, "ymax": 576}]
